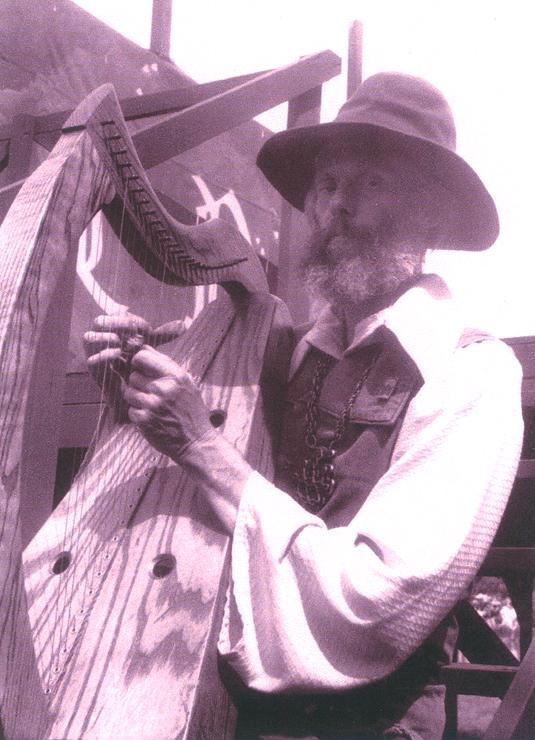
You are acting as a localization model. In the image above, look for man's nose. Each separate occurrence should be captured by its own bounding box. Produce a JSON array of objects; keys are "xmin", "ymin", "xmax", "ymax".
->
[
  {"xmin": 332, "ymin": 184, "xmax": 359, "ymax": 216},
  {"xmin": 327, "ymin": 186, "xmax": 359, "ymax": 221}
]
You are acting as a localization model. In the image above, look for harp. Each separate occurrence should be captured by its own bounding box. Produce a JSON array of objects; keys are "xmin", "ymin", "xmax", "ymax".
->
[{"xmin": 0, "ymin": 84, "xmax": 290, "ymax": 739}]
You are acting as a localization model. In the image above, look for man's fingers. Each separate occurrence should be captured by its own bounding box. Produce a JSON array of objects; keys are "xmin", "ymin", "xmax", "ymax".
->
[
  {"xmin": 123, "ymin": 387, "xmax": 156, "ymax": 410},
  {"xmin": 128, "ymin": 406, "xmax": 152, "ymax": 426},
  {"xmin": 86, "ymin": 347, "xmax": 124, "ymax": 380},
  {"xmin": 130, "ymin": 346, "xmax": 183, "ymax": 378},
  {"xmin": 93, "ymin": 313, "xmax": 152, "ymax": 336},
  {"xmin": 128, "ymin": 370, "xmax": 153, "ymax": 392},
  {"xmin": 87, "ymin": 346, "xmax": 123, "ymax": 364},
  {"xmin": 83, "ymin": 331, "xmax": 122, "ymax": 356},
  {"xmin": 128, "ymin": 374, "xmax": 180, "ymax": 402},
  {"xmin": 148, "ymin": 320, "xmax": 187, "ymax": 347},
  {"xmin": 89, "ymin": 316, "xmax": 185, "ymax": 350}
]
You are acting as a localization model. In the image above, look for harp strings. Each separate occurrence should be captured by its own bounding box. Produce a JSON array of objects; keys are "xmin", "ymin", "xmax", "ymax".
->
[{"xmin": 38, "ymin": 123, "xmax": 172, "ymax": 692}]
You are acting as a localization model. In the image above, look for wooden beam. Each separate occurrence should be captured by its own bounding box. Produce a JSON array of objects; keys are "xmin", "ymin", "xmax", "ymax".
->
[
  {"xmin": 150, "ymin": 0, "xmax": 173, "ymax": 58},
  {"xmin": 347, "ymin": 20, "xmax": 364, "ymax": 97},
  {"xmin": 0, "ymin": 116, "xmax": 34, "ymax": 230},
  {"xmin": 0, "ymin": 139, "xmax": 8, "ymax": 171},
  {"xmin": 440, "ymin": 663, "xmax": 517, "ymax": 698},
  {"xmin": 454, "ymin": 600, "xmax": 519, "ymax": 667},
  {"xmin": 484, "ymin": 637, "xmax": 535, "ymax": 739},
  {"xmin": 0, "ymin": 115, "xmax": 34, "ymax": 186},
  {"xmin": 504, "ymin": 574, "xmax": 534, "ymax": 658},
  {"xmin": 480, "ymin": 547, "xmax": 535, "ymax": 575},
  {"xmin": 276, "ymin": 85, "xmax": 322, "ymax": 322},
  {"xmin": 32, "ymin": 71, "xmax": 269, "ymax": 151},
  {"xmin": 132, "ymin": 50, "xmax": 341, "ymax": 169},
  {"xmin": 3, "ymin": 51, "xmax": 340, "ymax": 210},
  {"xmin": 515, "ymin": 459, "xmax": 535, "ymax": 479}
]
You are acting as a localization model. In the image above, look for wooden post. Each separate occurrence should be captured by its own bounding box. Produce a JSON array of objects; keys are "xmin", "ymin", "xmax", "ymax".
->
[
  {"xmin": 443, "ymin": 686, "xmax": 458, "ymax": 739},
  {"xmin": 0, "ymin": 138, "xmax": 9, "ymax": 172},
  {"xmin": 133, "ymin": 51, "xmax": 340, "ymax": 170},
  {"xmin": 150, "ymin": 0, "xmax": 173, "ymax": 58},
  {"xmin": 347, "ymin": 20, "xmax": 364, "ymax": 97},
  {"xmin": 2, "ymin": 114, "xmax": 35, "ymax": 183},
  {"xmin": 275, "ymin": 23, "xmax": 362, "ymax": 324},
  {"xmin": 276, "ymin": 85, "xmax": 322, "ymax": 325},
  {"xmin": 0, "ymin": 115, "xmax": 35, "ymax": 221}
]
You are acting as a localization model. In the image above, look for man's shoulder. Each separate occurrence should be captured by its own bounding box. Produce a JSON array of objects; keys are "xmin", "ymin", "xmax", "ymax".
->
[
  {"xmin": 407, "ymin": 332, "xmax": 522, "ymax": 424},
  {"xmin": 451, "ymin": 330, "xmax": 523, "ymax": 390},
  {"xmin": 457, "ymin": 329, "xmax": 520, "ymax": 363},
  {"xmin": 457, "ymin": 327, "xmax": 495, "ymax": 348}
]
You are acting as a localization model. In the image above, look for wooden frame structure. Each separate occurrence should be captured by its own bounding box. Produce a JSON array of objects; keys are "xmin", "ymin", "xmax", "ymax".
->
[
  {"xmin": 0, "ymin": 47, "xmax": 345, "ymax": 737},
  {"xmin": 1, "ymin": 81, "xmax": 287, "ymax": 738},
  {"xmin": 1, "ymin": 51, "xmax": 340, "ymax": 213},
  {"xmin": 441, "ymin": 336, "xmax": 535, "ymax": 738},
  {"xmin": 10, "ymin": 17, "xmax": 535, "ymax": 738},
  {"xmin": 0, "ymin": 50, "xmax": 341, "ymax": 548}
]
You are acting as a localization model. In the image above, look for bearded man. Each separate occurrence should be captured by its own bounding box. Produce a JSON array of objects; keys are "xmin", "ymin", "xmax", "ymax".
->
[{"xmin": 85, "ymin": 73, "xmax": 523, "ymax": 738}]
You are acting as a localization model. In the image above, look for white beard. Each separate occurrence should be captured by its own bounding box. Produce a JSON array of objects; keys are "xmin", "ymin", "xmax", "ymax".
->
[{"xmin": 303, "ymin": 232, "xmax": 424, "ymax": 310}]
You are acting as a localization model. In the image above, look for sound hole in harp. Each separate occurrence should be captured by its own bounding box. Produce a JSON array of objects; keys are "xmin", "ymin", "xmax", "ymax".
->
[
  {"xmin": 150, "ymin": 553, "xmax": 176, "ymax": 579},
  {"xmin": 209, "ymin": 409, "xmax": 227, "ymax": 428},
  {"xmin": 51, "ymin": 551, "xmax": 72, "ymax": 575}
]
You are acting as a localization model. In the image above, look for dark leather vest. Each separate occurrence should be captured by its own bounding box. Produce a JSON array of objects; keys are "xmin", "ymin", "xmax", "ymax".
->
[{"xmin": 274, "ymin": 327, "xmax": 422, "ymax": 526}]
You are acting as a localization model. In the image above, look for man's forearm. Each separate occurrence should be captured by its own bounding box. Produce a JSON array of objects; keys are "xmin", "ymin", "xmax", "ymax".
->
[{"xmin": 176, "ymin": 429, "xmax": 252, "ymax": 534}]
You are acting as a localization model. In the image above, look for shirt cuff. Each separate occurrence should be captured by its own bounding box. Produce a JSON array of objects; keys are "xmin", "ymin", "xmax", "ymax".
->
[{"xmin": 235, "ymin": 471, "xmax": 323, "ymax": 560}]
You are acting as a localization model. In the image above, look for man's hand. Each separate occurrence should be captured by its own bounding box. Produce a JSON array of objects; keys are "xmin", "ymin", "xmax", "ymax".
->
[
  {"xmin": 84, "ymin": 312, "xmax": 251, "ymax": 534},
  {"xmin": 121, "ymin": 343, "xmax": 250, "ymax": 535},
  {"xmin": 124, "ymin": 345, "xmax": 214, "ymax": 460},
  {"xmin": 83, "ymin": 313, "xmax": 185, "ymax": 419}
]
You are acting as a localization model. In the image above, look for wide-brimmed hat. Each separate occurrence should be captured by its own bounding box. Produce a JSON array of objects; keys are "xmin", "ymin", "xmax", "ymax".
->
[{"xmin": 257, "ymin": 72, "xmax": 499, "ymax": 250}]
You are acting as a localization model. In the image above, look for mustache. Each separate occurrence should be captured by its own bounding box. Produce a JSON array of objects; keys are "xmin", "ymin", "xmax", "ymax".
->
[{"xmin": 302, "ymin": 222, "xmax": 382, "ymax": 269}]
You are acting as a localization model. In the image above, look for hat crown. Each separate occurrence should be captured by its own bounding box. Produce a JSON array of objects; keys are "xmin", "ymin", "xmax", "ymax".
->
[{"xmin": 336, "ymin": 72, "xmax": 456, "ymax": 152}]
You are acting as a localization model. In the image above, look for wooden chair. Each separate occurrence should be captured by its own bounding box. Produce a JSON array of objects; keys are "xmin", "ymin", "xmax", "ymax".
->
[{"xmin": 441, "ymin": 335, "xmax": 535, "ymax": 738}]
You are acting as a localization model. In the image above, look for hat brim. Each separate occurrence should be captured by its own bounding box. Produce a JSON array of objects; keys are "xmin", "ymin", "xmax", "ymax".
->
[{"xmin": 257, "ymin": 122, "xmax": 499, "ymax": 251}]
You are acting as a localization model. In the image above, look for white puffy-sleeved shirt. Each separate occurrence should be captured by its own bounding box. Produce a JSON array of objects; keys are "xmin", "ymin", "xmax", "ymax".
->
[{"xmin": 218, "ymin": 274, "xmax": 524, "ymax": 694}]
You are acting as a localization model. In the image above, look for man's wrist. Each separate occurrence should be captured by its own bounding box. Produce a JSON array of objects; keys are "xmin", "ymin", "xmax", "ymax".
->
[
  {"xmin": 173, "ymin": 427, "xmax": 221, "ymax": 464},
  {"xmin": 176, "ymin": 427, "xmax": 252, "ymax": 533}
]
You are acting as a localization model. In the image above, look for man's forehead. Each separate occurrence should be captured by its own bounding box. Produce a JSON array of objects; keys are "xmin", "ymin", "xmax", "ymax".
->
[{"xmin": 314, "ymin": 141, "xmax": 407, "ymax": 175}]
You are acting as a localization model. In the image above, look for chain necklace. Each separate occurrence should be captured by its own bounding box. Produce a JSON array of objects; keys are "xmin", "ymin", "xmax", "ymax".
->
[{"xmin": 293, "ymin": 350, "xmax": 379, "ymax": 513}]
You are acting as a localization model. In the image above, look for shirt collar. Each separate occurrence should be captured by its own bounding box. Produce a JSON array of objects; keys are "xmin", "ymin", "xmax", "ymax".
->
[{"xmin": 290, "ymin": 274, "xmax": 464, "ymax": 382}]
